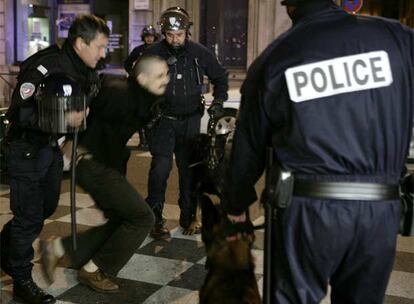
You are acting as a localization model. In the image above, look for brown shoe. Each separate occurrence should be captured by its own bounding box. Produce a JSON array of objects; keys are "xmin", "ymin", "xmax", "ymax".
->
[
  {"xmin": 40, "ymin": 237, "xmax": 62, "ymax": 284},
  {"xmin": 150, "ymin": 223, "xmax": 170, "ymax": 239},
  {"xmin": 78, "ymin": 268, "xmax": 119, "ymax": 293}
]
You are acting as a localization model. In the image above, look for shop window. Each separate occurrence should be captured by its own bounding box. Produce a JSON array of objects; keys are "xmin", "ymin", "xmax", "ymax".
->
[
  {"xmin": 200, "ymin": 0, "xmax": 248, "ymax": 69},
  {"xmin": 15, "ymin": 1, "xmax": 53, "ymax": 63}
]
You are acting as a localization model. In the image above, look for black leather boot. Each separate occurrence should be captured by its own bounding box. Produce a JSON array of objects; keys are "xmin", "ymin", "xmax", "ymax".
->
[
  {"xmin": 13, "ymin": 278, "xmax": 56, "ymax": 304},
  {"xmin": 150, "ymin": 206, "xmax": 170, "ymax": 239}
]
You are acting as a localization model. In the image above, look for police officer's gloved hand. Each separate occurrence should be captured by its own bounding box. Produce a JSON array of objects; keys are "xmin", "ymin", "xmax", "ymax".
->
[
  {"xmin": 223, "ymin": 213, "xmax": 255, "ymax": 243},
  {"xmin": 207, "ymin": 100, "xmax": 224, "ymax": 118}
]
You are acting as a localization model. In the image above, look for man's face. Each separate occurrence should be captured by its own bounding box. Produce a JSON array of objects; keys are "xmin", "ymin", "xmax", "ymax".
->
[
  {"xmin": 138, "ymin": 61, "xmax": 170, "ymax": 96},
  {"xmin": 75, "ymin": 32, "xmax": 109, "ymax": 69},
  {"xmin": 144, "ymin": 35, "xmax": 155, "ymax": 45},
  {"xmin": 165, "ymin": 30, "xmax": 186, "ymax": 49}
]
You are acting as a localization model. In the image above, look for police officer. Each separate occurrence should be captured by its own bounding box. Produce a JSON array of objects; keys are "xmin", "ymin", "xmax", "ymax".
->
[
  {"xmin": 124, "ymin": 25, "xmax": 159, "ymax": 150},
  {"xmin": 144, "ymin": 7, "xmax": 228, "ymax": 238},
  {"xmin": 223, "ymin": 0, "xmax": 413, "ymax": 303},
  {"xmin": 0, "ymin": 15, "xmax": 109, "ymax": 304},
  {"xmin": 124, "ymin": 25, "xmax": 159, "ymax": 75}
]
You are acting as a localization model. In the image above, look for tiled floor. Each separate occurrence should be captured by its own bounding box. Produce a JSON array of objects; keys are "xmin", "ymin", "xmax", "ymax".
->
[{"xmin": 0, "ymin": 151, "xmax": 413, "ymax": 304}]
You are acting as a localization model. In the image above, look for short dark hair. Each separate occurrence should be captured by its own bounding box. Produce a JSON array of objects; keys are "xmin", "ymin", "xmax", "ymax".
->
[
  {"xmin": 131, "ymin": 55, "xmax": 167, "ymax": 79},
  {"xmin": 67, "ymin": 15, "xmax": 110, "ymax": 46}
]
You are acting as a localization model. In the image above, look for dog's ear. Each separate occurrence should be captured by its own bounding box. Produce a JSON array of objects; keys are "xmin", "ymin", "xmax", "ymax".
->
[{"xmin": 200, "ymin": 195, "xmax": 220, "ymax": 244}]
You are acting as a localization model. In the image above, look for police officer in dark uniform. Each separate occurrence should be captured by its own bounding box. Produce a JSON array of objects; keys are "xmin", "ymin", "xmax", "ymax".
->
[
  {"xmin": 144, "ymin": 7, "xmax": 228, "ymax": 238},
  {"xmin": 223, "ymin": 0, "xmax": 414, "ymax": 303},
  {"xmin": 124, "ymin": 25, "xmax": 159, "ymax": 150},
  {"xmin": 124, "ymin": 25, "xmax": 159, "ymax": 75},
  {"xmin": 0, "ymin": 15, "xmax": 109, "ymax": 304}
]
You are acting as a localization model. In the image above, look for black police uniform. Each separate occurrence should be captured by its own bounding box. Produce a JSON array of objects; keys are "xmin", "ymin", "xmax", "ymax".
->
[
  {"xmin": 58, "ymin": 75, "xmax": 155, "ymax": 276},
  {"xmin": 144, "ymin": 39, "xmax": 228, "ymax": 225},
  {"xmin": 0, "ymin": 40, "xmax": 100, "ymax": 282},
  {"xmin": 124, "ymin": 44, "xmax": 149, "ymax": 75},
  {"xmin": 224, "ymin": 1, "xmax": 414, "ymax": 303}
]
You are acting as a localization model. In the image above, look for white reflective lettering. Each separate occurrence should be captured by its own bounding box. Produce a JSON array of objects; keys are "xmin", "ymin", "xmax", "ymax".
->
[{"xmin": 285, "ymin": 51, "xmax": 393, "ymax": 102}]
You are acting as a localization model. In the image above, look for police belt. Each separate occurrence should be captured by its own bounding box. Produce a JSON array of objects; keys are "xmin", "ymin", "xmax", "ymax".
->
[
  {"xmin": 293, "ymin": 180, "xmax": 399, "ymax": 201},
  {"xmin": 163, "ymin": 109, "xmax": 200, "ymax": 121}
]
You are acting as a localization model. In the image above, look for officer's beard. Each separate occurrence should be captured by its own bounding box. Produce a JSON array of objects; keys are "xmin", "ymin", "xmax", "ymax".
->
[{"xmin": 170, "ymin": 43, "xmax": 185, "ymax": 50}]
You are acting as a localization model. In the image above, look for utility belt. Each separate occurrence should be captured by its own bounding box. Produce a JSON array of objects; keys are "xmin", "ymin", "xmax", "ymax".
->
[
  {"xmin": 263, "ymin": 158, "xmax": 413, "ymax": 236},
  {"xmin": 163, "ymin": 108, "xmax": 201, "ymax": 121},
  {"xmin": 293, "ymin": 180, "xmax": 400, "ymax": 201}
]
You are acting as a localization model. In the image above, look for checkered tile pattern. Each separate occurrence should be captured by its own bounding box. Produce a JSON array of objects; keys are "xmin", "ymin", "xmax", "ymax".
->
[{"xmin": 1, "ymin": 156, "xmax": 414, "ymax": 303}]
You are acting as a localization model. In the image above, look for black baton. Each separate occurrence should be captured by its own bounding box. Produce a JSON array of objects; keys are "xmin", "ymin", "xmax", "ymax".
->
[
  {"xmin": 262, "ymin": 147, "xmax": 275, "ymax": 304},
  {"xmin": 70, "ymin": 131, "xmax": 78, "ymax": 251}
]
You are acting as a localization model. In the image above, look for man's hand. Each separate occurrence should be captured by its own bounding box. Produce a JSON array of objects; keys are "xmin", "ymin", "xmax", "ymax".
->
[
  {"xmin": 207, "ymin": 100, "xmax": 224, "ymax": 117},
  {"xmin": 65, "ymin": 108, "xmax": 89, "ymax": 128}
]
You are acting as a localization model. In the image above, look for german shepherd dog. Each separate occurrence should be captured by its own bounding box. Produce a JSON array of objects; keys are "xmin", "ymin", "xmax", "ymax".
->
[
  {"xmin": 188, "ymin": 108, "xmax": 261, "ymax": 303},
  {"xmin": 199, "ymin": 194, "xmax": 261, "ymax": 304}
]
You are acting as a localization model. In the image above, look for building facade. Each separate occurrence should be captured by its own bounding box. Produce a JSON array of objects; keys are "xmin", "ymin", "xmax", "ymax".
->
[{"xmin": 0, "ymin": 0, "xmax": 412, "ymax": 107}]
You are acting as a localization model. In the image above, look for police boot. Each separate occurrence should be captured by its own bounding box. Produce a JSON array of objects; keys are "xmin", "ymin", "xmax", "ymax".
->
[
  {"xmin": 150, "ymin": 206, "xmax": 170, "ymax": 239},
  {"xmin": 179, "ymin": 209, "xmax": 193, "ymax": 230},
  {"xmin": 13, "ymin": 278, "xmax": 56, "ymax": 304}
]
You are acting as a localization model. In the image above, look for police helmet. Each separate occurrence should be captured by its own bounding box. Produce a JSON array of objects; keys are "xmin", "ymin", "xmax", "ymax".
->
[
  {"xmin": 36, "ymin": 73, "xmax": 87, "ymax": 133},
  {"xmin": 159, "ymin": 7, "xmax": 192, "ymax": 33},
  {"xmin": 141, "ymin": 25, "xmax": 158, "ymax": 41}
]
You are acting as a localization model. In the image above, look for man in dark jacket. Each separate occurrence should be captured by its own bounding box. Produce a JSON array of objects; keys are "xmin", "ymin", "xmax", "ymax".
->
[
  {"xmin": 41, "ymin": 55, "xmax": 169, "ymax": 293},
  {"xmin": 0, "ymin": 15, "xmax": 109, "ymax": 304},
  {"xmin": 124, "ymin": 25, "xmax": 159, "ymax": 150},
  {"xmin": 224, "ymin": 0, "xmax": 413, "ymax": 303},
  {"xmin": 144, "ymin": 7, "xmax": 228, "ymax": 238}
]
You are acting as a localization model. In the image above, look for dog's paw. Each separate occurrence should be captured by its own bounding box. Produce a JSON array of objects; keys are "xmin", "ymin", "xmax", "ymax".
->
[{"xmin": 183, "ymin": 219, "xmax": 202, "ymax": 235}]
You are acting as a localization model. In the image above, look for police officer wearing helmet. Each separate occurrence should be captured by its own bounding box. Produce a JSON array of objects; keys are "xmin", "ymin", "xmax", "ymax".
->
[
  {"xmin": 124, "ymin": 25, "xmax": 159, "ymax": 75},
  {"xmin": 144, "ymin": 7, "xmax": 228, "ymax": 238},
  {"xmin": 224, "ymin": 0, "xmax": 413, "ymax": 303},
  {"xmin": 0, "ymin": 15, "xmax": 109, "ymax": 304}
]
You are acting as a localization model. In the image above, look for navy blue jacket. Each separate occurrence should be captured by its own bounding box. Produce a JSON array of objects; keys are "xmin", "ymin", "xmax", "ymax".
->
[
  {"xmin": 144, "ymin": 40, "xmax": 228, "ymax": 115},
  {"xmin": 225, "ymin": 1, "xmax": 414, "ymax": 215}
]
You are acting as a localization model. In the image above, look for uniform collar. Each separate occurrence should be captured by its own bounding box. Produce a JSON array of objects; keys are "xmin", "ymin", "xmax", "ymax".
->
[
  {"xmin": 290, "ymin": 1, "xmax": 339, "ymax": 24},
  {"xmin": 62, "ymin": 40, "xmax": 95, "ymax": 77}
]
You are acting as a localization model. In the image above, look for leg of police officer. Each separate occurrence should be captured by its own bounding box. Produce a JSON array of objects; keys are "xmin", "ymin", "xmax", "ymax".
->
[
  {"xmin": 146, "ymin": 118, "xmax": 176, "ymax": 238},
  {"xmin": 174, "ymin": 115, "xmax": 201, "ymax": 230},
  {"xmin": 329, "ymin": 200, "xmax": 400, "ymax": 303},
  {"xmin": 272, "ymin": 197, "xmax": 401, "ymax": 304},
  {"xmin": 272, "ymin": 197, "xmax": 343, "ymax": 303},
  {"xmin": 1, "ymin": 141, "xmax": 62, "ymax": 303}
]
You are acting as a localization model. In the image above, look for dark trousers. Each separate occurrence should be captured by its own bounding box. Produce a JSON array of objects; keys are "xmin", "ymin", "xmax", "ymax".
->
[
  {"xmin": 272, "ymin": 197, "xmax": 401, "ymax": 304},
  {"xmin": 0, "ymin": 140, "xmax": 62, "ymax": 281},
  {"xmin": 146, "ymin": 115, "xmax": 201, "ymax": 218},
  {"xmin": 62, "ymin": 158, "xmax": 154, "ymax": 276}
]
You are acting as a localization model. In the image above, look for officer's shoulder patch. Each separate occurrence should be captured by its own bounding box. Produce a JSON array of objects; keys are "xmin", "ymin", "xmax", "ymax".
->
[{"xmin": 20, "ymin": 82, "xmax": 36, "ymax": 100}]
